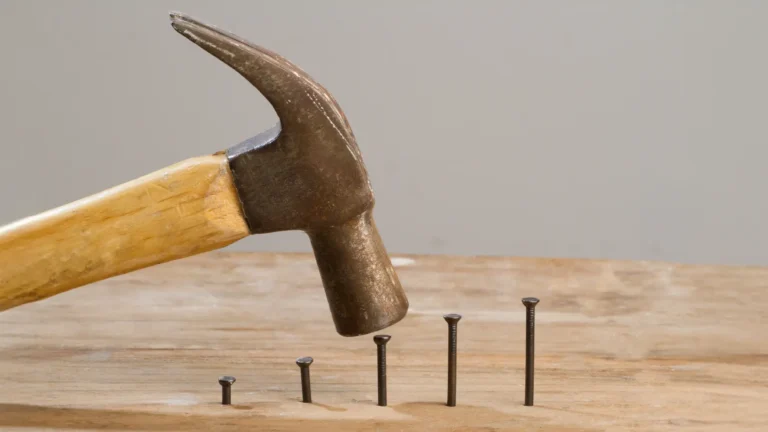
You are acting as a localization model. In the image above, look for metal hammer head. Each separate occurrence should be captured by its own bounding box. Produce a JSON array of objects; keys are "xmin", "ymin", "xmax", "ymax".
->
[{"xmin": 169, "ymin": 13, "xmax": 408, "ymax": 336}]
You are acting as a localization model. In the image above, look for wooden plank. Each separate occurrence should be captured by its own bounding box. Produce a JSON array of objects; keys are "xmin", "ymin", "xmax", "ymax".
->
[{"xmin": 0, "ymin": 253, "xmax": 766, "ymax": 431}]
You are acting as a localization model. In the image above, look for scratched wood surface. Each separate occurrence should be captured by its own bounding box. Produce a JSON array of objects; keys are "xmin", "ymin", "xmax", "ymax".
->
[{"xmin": 0, "ymin": 252, "xmax": 766, "ymax": 431}]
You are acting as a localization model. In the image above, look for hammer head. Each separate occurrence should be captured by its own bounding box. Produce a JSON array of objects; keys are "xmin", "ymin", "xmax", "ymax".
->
[{"xmin": 170, "ymin": 13, "xmax": 408, "ymax": 336}]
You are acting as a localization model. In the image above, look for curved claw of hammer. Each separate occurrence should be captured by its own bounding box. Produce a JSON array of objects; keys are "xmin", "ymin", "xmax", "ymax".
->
[{"xmin": 169, "ymin": 12, "xmax": 357, "ymax": 156}]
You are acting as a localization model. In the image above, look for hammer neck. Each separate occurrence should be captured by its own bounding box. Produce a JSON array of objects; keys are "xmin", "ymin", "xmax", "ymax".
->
[{"xmin": 308, "ymin": 211, "xmax": 409, "ymax": 337}]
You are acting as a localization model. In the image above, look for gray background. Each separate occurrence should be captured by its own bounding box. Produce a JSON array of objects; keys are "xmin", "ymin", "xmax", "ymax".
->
[{"xmin": 1, "ymin": 1, "xmax": 766, "ymax": 266}]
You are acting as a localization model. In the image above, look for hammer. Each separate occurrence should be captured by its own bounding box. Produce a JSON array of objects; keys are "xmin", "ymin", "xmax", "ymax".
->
[{"xmin": 0, "ymin": 13, "xmax": 408, "ymax": 337}]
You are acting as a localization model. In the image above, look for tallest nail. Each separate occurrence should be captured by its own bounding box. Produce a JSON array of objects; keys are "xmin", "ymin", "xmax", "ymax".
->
[
  {"xmin": 522, "ymin": 297, "xmax": 540, "ymax": 406},
  {"xmin": 443, "ymin": 313, "xmax": 462, "ymax": 407}
]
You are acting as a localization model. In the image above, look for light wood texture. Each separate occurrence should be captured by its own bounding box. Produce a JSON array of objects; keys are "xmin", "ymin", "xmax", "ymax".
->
[
  {"xmin": 0, "ymin": 155, "xmax": 249, "ymax": 311},
  {"xmin": 1, "ymin": 253, "xmax": 767, "ymax": 431}
]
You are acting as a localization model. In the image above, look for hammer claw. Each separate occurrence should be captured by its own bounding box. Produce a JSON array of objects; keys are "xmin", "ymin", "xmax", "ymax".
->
[{"xmin": 169, "ymin": 12, "xmax": 353, "ymax": 142}]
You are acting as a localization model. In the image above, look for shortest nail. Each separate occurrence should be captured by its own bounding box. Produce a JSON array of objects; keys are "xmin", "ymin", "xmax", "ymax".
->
[
  {"xmin": 296, "ymin": 357, "xmax": 313, "ymax": 403},
  {"xmin": 218, "ymin": 376, "xmax": 236, "ymax": 405}
]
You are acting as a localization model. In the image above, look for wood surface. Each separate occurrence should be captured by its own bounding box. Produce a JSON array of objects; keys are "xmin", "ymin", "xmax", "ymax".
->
[
  {"xmin": 0, "ymin": 155, "xmax": 249, "ymax": 312},
  {"xmin": 0, "ymin": 252, "xmax": 766, "ymax": 431}
]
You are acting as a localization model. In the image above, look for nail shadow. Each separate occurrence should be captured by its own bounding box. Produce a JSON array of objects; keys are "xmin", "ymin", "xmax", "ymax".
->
[{"xmin": 309, "ymin": 402, "xmax": 347, "ymax": 412}]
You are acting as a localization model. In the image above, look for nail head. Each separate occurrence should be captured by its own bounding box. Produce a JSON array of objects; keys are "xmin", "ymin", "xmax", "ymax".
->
[
  {"xmin": 296, "ymin": 356, "xmax": 314, "ymax": 367},
  {"xmin": 443, "ymin": 313, "xmax": 462, "ymax": 324},
  {"xmin": 218, "ymin": 376, "xmax": 236, "ymax": 386},
  {"xmin": 522, "ymin": 297, "xmax": 540, "ymax": 307}
]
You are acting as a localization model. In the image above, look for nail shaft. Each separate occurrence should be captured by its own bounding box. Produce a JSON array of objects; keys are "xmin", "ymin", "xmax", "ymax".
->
[
  {"xmin": 222, "ymin": 386, "xmax": 231, "ymax": 405},
  {"xmin": 373, "ymin": 335, "xmax": 391, "ymax": 407},
  {"xmin": 300, "ymin": 368, "xmax": 311, "ymax": 402},
  {"xmin": 443, "ymin": 314, "xmax": 462, "ymax": 407},
  {"xmin": 522, "ymin": 297, "xmax": 540, "ymax": 406},
  {"xmin": 377, "ymin": 343, "xmax": 387, "ymax": 406}
]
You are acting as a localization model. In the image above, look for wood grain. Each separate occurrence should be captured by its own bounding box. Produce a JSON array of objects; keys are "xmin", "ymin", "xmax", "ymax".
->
[
  {"xmin": 0, "ymin": 155, "xmax": 249, "ymax": 311},
  {"xmin": 0, "ymin": 253, "xmax": 767, "ymax": 431}
]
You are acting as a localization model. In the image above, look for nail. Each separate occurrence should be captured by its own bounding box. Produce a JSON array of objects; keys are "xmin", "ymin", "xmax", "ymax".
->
[
  {"xmin": 443, "ymin": 313, "xmax": 462, "ymax": 407},
  {"xmin": 296, "ymin": 357, "xmax": 313, "ymax": 403},
  {"xmin": 373, "ymin": 334, "xmax": 391, "ymax": 406},
  {"xmin": 218, "ymin": 376, "xmax": 236, "ymax": 405},
  {"xmin": 522, "ymin": 297, "xmax": 540, "ymax": 406}
]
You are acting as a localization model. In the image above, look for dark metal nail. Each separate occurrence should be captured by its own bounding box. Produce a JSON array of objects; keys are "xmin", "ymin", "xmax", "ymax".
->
[
  {"xmin": 522, "ymin": 297, "xmax": 540, "ymax": 406},
  {"xmin": 296, "ymin": 357, "xmax": 314, "ymax": 403},
  {"xmin": 373, "ymin": 334, "xmax": 391, "ymax": 406},
  {"xmin": 218, "ymin": 376, "xmax": 236, "ymax": 405},
  {"xmin": 443, "ymin": 313, "xmax": 462, "ymax": 407}
]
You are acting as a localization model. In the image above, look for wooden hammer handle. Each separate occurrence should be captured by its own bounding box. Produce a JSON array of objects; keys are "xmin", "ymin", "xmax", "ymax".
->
[{"xmin": 0, "ymin": 154, "xmax": 250, "ymax": 311}]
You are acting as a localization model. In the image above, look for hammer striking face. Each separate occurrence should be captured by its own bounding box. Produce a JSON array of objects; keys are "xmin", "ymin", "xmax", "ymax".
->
[{"xmin": 0, "ymin": 13, "xmax": 408, "ymax": 337}]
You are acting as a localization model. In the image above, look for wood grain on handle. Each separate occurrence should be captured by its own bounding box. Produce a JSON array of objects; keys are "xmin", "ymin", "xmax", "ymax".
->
[{"xmin": 0, "ymin": 154, "xmax": 250, "ymax": 311}]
